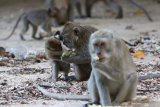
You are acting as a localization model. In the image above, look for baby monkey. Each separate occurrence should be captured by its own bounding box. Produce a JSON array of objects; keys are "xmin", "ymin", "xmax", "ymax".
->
[
  {"xmin": 86, "ymin": 30, "xmax": 138, "ymax": 106},
  {"xmin": 45, "ymin": 36, "xmax": 70, "ymax": 81}
]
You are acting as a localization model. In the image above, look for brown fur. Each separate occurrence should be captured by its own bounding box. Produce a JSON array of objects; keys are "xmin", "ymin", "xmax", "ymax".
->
[
  {"xmin": 45, "ymin": 37, "xmax": 70, "ymax": 81},
  {"xmin": 60, "ymin": 22, "xmax": 97, "ymax": 81},
  {"xmin": 46, "ymin": 0, "xmax": 74, "ymax": 25}
]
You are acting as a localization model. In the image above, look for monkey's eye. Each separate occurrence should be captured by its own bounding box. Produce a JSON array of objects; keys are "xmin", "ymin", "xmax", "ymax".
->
[{"xmin": 94, "ymin": 43, "xmax": 98, "ymax": 47}]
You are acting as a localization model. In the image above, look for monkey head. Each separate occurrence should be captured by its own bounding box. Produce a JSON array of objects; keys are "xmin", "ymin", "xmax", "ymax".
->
[
  {"xmin": 58, "ymin": 22, "xmax": 89, "ymax": 51},
  {"xmin": 89, "ymin": 30, "xmax": 117, "ymax": 62},
  {"xmin": 46, "ymin": 37, "xmax": 62, "ymax": 51},
  {"xmin": 45, "ymin": 37, "xmax": 63, "ymax": 60}
]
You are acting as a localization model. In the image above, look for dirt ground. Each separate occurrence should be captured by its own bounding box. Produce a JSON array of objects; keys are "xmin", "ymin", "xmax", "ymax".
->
[{"xmin": 0, "ymin": 0, "xmax": 160, "ymax": 107}]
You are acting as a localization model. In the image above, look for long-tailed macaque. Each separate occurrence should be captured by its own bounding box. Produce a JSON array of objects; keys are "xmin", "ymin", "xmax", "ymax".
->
[
  {"xmin": 45, "ymin": 36, "xmax": 70, "ymax": 81},
  {"xmin": 60, "ymin": 22, "xmax": 97, "ymax": 81},
  {"xmin": 79, "ymin": 0, "xmax": 153, "ymax": 21},
  {"xmin": 3, "ymin": 9, "xmax": 55, "ymax": 40},
  {"xmin": 45, "ymin": 0, "xmax": 76, "ymax": 25},
  {"xmin": 85, "ymin": 29, "xmax": 138, "ymax": 106}
]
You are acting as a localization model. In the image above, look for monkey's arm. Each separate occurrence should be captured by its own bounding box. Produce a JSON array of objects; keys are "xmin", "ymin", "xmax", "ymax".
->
[
  {"xmin": 61, "ymin": 50, "xmax": 91, "ymax": 64},
  {"xmin": 94, "ymin": 71, "xmax": 112, "ymax": 105},
  {"xmin": 126, "ymin": 0, "xmax": 153, "ymax": 22},
  {"xmin": 62, "ymin": 53, "xmax": 91, "ymax": 64}
]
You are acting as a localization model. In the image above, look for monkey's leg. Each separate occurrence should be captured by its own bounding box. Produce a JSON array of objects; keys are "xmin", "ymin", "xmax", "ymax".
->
[
  {"xmin": 112, "ymin": 72, "xmax": 138, "ymax": 105},
  {"xmin": 61, "ymin": 63, "xmax": 73, "ymax": 81},
  {"xmin": 107, "ymin": 0, "xmax": 123, "ymax": 19},
  {"xmin": 42, "ymin": 24, "xmax": 52, "ymax": 37},
  {"xmin": 50, "ymin": 61, "xmax": 59, "ymax": 82},
  {"xmin": 67, "ymin": 0, "xmax": 74, "ymax": 21},
  {"xmin": 126, "ymin": 0, "xmax": 153, "ymax": 21},
  {"xmin": 73, "ymin": 63, "xmax": 91, "ymax": 81},
  {"xmin": 157, "ymin": 0, "xmax": 160, "ymax": 3},
  {"xmin": 88, "ymin": 72, "xmax": 99, "ymax": 104},
  {"xmin": 20, "ymin": 18, "xmax": 29, "ymax": 40},
  {"xmin": 125, "ymin": 72, "xmax": 138, "ymax": 100},
  {"xmin": 95, "ymin": 71, "xmax": 112, "ymax": 106},
  {"xmin": 63, "ymin": 71, "xmax": 70, "ymax": 81},
  {"xmin": 84, "ymin": 72, "xmax": 100, "ymax": 107},
  {"xmin": 75, "ymin": 0, "xmax": 83, "ymax": 18},
  {"xmin": 31, "ymin": 25, "xmax": 43, "ymax": 40},
  {"xmin": 85, "ymin": 0, "xmax": 95, "ymax": 17}
]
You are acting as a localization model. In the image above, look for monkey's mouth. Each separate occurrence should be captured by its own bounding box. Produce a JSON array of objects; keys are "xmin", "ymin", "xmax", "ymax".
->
[{"xmin": 98, "ymin": 57, "xmax": 105, "ymax": 62}]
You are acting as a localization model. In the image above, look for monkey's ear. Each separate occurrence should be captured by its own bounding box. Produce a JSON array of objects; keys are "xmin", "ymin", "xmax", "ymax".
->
[{"xmin": 73, "ymin": 27, "xmax": 81, "ymax": 36}]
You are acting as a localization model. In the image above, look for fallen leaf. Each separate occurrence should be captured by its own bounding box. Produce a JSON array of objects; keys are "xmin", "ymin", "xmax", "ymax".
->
[
  {"xmin": 135, "ymin": 9, "xmax": 144, "ymax": 15},
  {"xmin": 133, "ymin": 50, "xmax": 145, "ymax": 58}
]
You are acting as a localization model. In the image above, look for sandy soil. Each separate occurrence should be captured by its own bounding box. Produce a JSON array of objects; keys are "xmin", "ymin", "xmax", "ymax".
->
[{"xmin": 0, "ymin": 0, "xmax": 160, "ymax": 107}]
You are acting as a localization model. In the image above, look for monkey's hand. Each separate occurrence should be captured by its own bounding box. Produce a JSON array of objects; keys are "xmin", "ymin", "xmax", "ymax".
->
[
  {"xmin": 61, "ymin": 50, "xmax": 77, "ymax": 59},
  {"xmin": 61, "ymin": 50, "xmax": 91, "ymax": 64}
]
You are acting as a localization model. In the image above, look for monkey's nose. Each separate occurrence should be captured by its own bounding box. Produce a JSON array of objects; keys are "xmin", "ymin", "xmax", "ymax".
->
[{"xmin": 97, "ymin": 52, "xmax": 102, "ymax": 56}]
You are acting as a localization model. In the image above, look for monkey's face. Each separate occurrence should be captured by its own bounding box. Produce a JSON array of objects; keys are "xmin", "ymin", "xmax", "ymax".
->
[
  {"xmin": 91, "ymin": 40, "xmax": 112, "ymax": 62},
  {"xmin": 89, "ymin": 30, "xmax": 115, "ymax": 62}
]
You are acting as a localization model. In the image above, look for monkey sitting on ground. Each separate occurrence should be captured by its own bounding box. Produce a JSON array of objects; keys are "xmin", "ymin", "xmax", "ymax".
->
[
  {"xmin": 45, "ymin": 36, "xmax": 71, "ymax": 81},
  {"xmin": 3, "ymin": 9, "xmax": 55, "ymax": 40},
  {"xmin": 85, "ymin": 29, "xmax": 138, "ymax": 106},
  {"xmin": 59, "ymin": 22, "xmax": 98, "ymax": 81}
]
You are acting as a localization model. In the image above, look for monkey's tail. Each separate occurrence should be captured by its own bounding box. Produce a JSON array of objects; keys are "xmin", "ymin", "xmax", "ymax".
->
[
  {"xmin": 2, "ymin": 13, "xmax": 25, "ymax": 40},
  {"xmin": 123, "ymin": 40, "xmax": 137, "ymax": 46},
  {"xmin": 37, "ymin": 85, "xmax": 90, "ymax": 101},
  {"xmin": 127, "ymin": 0, "xmax": 153, "ymax": 22}
]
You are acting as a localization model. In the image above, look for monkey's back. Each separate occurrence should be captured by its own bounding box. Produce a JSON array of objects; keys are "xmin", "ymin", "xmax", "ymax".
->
[{"xmin": 26, "ymin": 10, "xmax": 51, "ymax": 25}]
